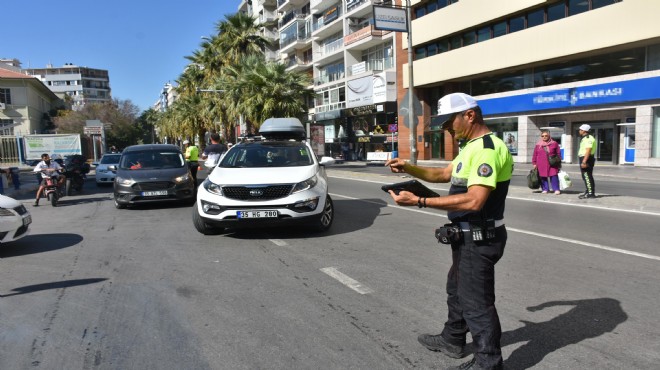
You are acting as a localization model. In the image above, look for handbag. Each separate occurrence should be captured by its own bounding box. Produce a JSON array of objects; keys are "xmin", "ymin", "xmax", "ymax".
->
[
  {"xmin": 558, "ymin": 170, "xmax": 572, "ymax": 190},
  {"xmin": 543, "ymin": 146, "xmax": 561, "ymax": 167},
  {"xmin": 527, "ymin": 167, "xmax": 540, "ymax": 189}
]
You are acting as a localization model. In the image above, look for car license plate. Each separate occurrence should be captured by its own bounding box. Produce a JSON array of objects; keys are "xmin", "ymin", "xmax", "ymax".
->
[
  {"xmin": 237, "ymin": 210, "xmax": 278, "ymax": 219},
  {"xmin": 142, "ymin": 190, "xmax": 167, "ymax": 196},
  {"xmin": 23, "ymin": 215, "xmax": 32, "ymax": 226}
]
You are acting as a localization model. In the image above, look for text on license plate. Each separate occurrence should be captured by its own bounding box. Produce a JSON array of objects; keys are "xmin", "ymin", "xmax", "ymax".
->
[
  {"xmin": 23, "ymin": 215, "xmax": 32, "ymax": 226},
  {"xmin": 142, "ymin": 190, "xmax": 168, "ymax": 196},
  {"xmin": 237, "ymin": 210, "xmax": 278, "ymax": 219}
]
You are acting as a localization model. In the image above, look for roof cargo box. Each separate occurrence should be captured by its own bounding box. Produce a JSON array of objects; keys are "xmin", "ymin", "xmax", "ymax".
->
[{"xmin": 259, "ymin": 118, "xmax": 306, "ymax": 140}]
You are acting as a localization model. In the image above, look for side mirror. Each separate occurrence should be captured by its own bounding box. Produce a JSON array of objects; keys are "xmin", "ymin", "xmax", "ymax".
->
[
  {"xmin": 108, "ymin": 165, "xmax": 117, "ymax": 172},
  {"xmin": 92, "ymin": 162, "xmax": 99, "ymax": 167},
  {"xmin": 319, "ymin": 156, "xmax": 335, "ymax": 166}
]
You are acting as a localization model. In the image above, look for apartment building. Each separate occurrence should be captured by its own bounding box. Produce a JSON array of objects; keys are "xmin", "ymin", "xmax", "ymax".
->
[
  {"xmin": 24, "ymin": 63, "xmax": 112, "ymax": 110},
  {"xmin": 402, "ymin": 0, "xmax": 660, "ymax": 167},
  {"xmin": 241, "ymin": 0, "xmax": 399, "ymax": 160}
]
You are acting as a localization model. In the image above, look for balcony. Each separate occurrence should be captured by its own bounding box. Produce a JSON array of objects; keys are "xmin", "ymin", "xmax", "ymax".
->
[
  {"xmin": 344, "ymin": 25, "xmax": 392, "ymax": 50},
  {"xmin": 314, "ymin": 38, "xmax": 344, "ymax": 65},
  {"xmin": 313, "ymin": 71, "xmax": 345, "ymax": 87},
  {"xmin": 285, "ymin": 56, "xmax": 313, "ymax": 72},
  {"xmin": 279, "ymin": 12, "xmax": 309, "ymax": 29},
  {"xmin": 277, "ymin": 0, "xmax": 308, "ymax": 13},
  {"xmin": 312, "ymin": 4, "xmax": 343, "ymax": 38}
]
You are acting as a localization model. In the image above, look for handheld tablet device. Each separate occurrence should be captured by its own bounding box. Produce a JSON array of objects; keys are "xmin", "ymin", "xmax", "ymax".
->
[{"xmin": 381, "ymin": 180, "xmax": 440, "ymax": 198}]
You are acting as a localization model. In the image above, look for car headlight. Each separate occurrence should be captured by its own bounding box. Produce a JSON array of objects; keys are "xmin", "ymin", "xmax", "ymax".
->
[
  {"xmin": 174, "ymin": 173, "xmax": 190, "ymax": 183},
  {"xmin": 115, "ymin": 176, "xmax": 135, "ymax": 186},
  {"xmin": 292, "ymin": 175, "xmax": 318, "ymax": 193},
  {"xmin": 0, "ymin": 208, "xmax": 14, "ymax": 217},
  {"xmin": 202, "ymin": 178, "xmax": 223, "ymax": 195}
]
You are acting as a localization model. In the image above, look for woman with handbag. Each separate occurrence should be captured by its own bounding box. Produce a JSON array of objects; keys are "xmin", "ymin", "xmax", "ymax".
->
[{"xmin": 532, "ymin": 130, "xmax": 562, "ymax": 194}]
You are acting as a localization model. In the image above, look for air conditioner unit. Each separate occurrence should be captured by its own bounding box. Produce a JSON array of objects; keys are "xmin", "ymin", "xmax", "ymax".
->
[{"xmin": 0, "ymin": 102, "xmax": 5, "ymax": 110}]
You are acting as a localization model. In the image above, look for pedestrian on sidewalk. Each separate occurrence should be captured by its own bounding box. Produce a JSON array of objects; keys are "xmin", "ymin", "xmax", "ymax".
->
[
  {"xmin": 577, "ymin": 124, "xmax": 596, "ymax": 199},
  {"xmin": 532, "ymin": 130, "xmax": 561, "ymax": 195}
]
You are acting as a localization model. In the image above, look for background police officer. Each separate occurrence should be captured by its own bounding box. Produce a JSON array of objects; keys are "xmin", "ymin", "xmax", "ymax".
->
[
  {"xmin": 577, "ymin": 124, "xmax": 597, "ymax": 199},
  {"xmin": 385, "ymin": 93, "xmax": 513, "ymax": 370}
]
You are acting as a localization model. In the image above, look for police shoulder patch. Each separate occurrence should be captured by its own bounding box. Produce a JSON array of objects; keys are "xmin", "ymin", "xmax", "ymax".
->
[
  {"xmin": 477, "ymin": 163, "xmax": 493, "ymax": 177},
  {"xmin": 456, "ymin": 162, "xmax": 463, "ymax": 173}
]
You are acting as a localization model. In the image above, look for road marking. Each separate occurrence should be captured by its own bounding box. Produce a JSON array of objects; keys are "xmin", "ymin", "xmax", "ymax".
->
[
  {"xmin": 329, "ymin": 192, "xmax": 660, "ymax": 262},
  {"xmin": 320, "ymin": 267, "xmax": 374, "ymax": 295},
  {"xmin": 269, "ymin": 239, "xmax": 288, "ymax": 247}
]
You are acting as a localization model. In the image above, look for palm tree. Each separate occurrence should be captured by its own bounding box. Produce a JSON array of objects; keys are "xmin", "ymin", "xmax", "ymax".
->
[{"xmin": 215, "ymin": 12, "xmax": 270, "ymax": 64}]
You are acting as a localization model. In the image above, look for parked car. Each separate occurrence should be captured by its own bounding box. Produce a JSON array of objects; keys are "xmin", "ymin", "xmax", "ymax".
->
[
  {"xmin": 93, "ymin": 153, "xmax": 121, "ymax": 186},
  {"xmin": 112, "ymin": 144, "xmax": 196, "ymax": 209},
  {"xmin": 0, "ymin": 194, "xmax": 32, "ymax": 243},
  {"xmin": 193, "ymin": 118, "xmax": 335, "ymax": 234}
]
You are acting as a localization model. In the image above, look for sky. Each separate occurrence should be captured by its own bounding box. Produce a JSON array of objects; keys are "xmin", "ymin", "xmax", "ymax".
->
[{"xmin": 3, "ymin": 0, "xmax": 242, "ymax": 112}]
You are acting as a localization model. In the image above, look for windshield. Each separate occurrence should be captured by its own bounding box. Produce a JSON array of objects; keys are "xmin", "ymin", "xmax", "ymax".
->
[
  {"xmin": 100, "ymin": 154, "xmax": 121, "ymax": 164},
  {"xmin": 219, "ymin": 142, "xmax": 313, "ymax": 168},
  {"xmin": 119, "ymin": 151, "xmax": 185, "ymax": 170}
]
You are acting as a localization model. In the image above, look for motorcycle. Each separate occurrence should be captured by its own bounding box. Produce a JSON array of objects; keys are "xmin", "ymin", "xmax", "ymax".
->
[
  {"xmin": 62, "ymin": 154, "xmax": 90, "ymax": 195},
  {"xmin": 41, "ymin": 173, "xmax": 64, "ymax": 207}
]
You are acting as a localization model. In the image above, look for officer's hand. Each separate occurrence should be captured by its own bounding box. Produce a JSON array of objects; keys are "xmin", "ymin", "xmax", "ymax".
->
[
  {"xmin": 385, "ymin": 158, "xmax": 406, "ymax": 173},
  {"xmin": 388, "ymin": 190, "xmax": 417, "ymax": 206}
]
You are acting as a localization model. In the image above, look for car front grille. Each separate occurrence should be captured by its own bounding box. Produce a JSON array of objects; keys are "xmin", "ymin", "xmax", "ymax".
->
[
  {"xmin": 132, "ymin": 182, "xmax": 173, "ymax": 191},
  {"xmin": 223, "ymin": 185, "xmax": 293, "ymax": 201}
]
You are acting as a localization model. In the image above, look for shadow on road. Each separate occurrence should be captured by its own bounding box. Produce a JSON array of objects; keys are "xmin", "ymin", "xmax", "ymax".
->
[
  {"xmin": 0, "ymin": 278, "xmax": 108, "ymax": 297},
  {"xmin": 0, "ymin": 233, "xmax": 83, "ymax": 258},
  {"xmin": 502, "ymin": 298, "xmax": 627, "ymax": 369}
]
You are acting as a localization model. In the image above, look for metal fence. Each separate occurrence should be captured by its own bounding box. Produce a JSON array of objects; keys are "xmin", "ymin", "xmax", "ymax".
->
[{"xmin": 0, "ymin": 136, "xmax": 20, "ymax": 166}]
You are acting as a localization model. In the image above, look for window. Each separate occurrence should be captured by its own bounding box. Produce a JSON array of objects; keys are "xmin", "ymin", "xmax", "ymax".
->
[
  {"xmin": 0, "ymin": 88, "xmax": 11, "ymax": 104},
  {"xmin": 568, "ymin": 0, "xmax": 589, "ymax": 15},
  {"xmin": 493, "ymin": 21, "xmax": 507, "ymax": 38},
  {"xmin": 462, "ymin": 31, "xmax": 475, "ymax": 46},
  {"xmin": 527, "ymin": 9, "xmax": 544, "ymax": 28},
  {"xmin": 592, "ymin": 0, "xmax": 617, "ymax": 10},
  {"xmin": 449, "ymin": 35, "xmax": 462, "ymax": 50},
  {"xmin": 477, "ymin": 26, "xmax": 491, "ymax": 42},
  {"xmin": 509, "ymin": 16, "xmax": 525, "ymax": 33},
  {"xmin": 547, "ymin": 2, "xmax": 566, "ymax": 22}
]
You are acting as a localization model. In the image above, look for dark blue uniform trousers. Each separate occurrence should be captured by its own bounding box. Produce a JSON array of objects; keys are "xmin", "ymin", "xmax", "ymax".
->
[{"xmin": 441, "ymin": 226, "xmax": 507, "ymax": 369}]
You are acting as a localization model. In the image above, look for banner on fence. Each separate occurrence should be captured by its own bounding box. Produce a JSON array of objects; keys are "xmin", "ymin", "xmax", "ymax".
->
[{"xmin": 24, "ymin": 134, "xmax": 82, "ymax": 159}]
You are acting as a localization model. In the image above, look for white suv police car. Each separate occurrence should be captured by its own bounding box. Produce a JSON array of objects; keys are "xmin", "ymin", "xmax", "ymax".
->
[{"xmin": 192, "ymin": 118, "xmax": 335, "ymax": 234}]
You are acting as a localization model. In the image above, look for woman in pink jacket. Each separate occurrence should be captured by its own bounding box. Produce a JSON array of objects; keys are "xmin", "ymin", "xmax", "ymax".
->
[{"xmin": 532, "ymin": 130, "xmax": 562, "ymax": 194}]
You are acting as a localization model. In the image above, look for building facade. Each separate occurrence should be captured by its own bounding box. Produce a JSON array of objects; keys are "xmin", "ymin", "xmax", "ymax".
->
[
  {"xmin": 24, "ymin": 63, "xmax": 112, "ymax": 110},
  {"xmin": 0, "ymin": 65, "xmax": 61, "ymax": 135},
  {"xmin": 241, "ymin": 0, "xmax": 399, "ymax": 161},
  {"xmin": 399, "ymin": 0, "xmax": 660, "ymax": 167}
]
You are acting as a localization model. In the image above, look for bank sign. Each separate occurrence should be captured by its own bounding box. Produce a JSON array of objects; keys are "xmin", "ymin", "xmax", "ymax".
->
[
  {"xmin": 478, "ymin": 76, "xmax": 660, "ymax": 115},
  {"xmin": 373, "ymin": 5, "xmax": 407, "ymax": 32}
]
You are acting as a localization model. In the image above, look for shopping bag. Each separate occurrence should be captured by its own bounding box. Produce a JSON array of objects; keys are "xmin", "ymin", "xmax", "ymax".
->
[
  {"xmin": 558, "ymin": 170, "xmax": 572, "ymax": 190},
  {"xmin": 527, "ymin": 168, "xmax": 540, "ymax": 189}
]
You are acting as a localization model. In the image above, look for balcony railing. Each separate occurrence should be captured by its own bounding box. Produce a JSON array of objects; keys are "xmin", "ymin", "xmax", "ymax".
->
[
  {"xmin": 347, "ymin": 58, "xmax": 394, "ymax": 76},
  {"xmin": 314, "ymin": 101, "xmax": 346, "ymax": 113},
  {"xmin": 281, "ymin": 32, "xmax": 312, "ymax": 49},
  {"xmin": 286, "ymin": 57, "xmax": 313, "ymax": 68},
  {"xmin": 344, "ymin": 25, "xmax": 391, "ymax": 46},
  {"xmin": 347, "ymin": 0, "xmax": 369, "ymax": 12},
  {"xmin": 317, "ymin": 38, "xmax": 344, "ymax": 58},
  {"xmin": 313, "ymin": 72, "xmax": 345, "ymax": 86},
  {"xmin": 312, "ymin": 5, "xmax": 343, "ymax": 32}
]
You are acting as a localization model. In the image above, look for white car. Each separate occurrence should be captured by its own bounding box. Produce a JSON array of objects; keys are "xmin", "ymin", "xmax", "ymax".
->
[
  {"xmin": 94, "ymin": 153, "xmax": 121, "ymax": 185},
  {"xmin": 193, "ymin": 118, "xmax": 335, "ymax": 234},
  {"xmin": 0, "ymin": 195, "xmax": 32, "ymax": 243}
]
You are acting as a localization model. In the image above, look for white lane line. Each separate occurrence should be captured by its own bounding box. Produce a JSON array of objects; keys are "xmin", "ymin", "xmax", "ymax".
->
[
  {"xmin": 269, "ymin": 239, "xmax": 288, "ymax": 247},
  {"xmin": 320, "ymin": 267, "xmax": 374, "ymax": 295},
  {"xmin": 329, "ymin": 192, "xmax": 660, "ymax": 262}
]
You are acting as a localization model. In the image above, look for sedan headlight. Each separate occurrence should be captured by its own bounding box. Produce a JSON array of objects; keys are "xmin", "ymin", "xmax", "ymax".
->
[
  {"xmin": 291, "ymin": 175, "xmax": 318, "ymax": 193},
  {"xmin": 174, "ymin": 173, "xmax": 190, "ymax": 183},
  {"xmin": 202, "ymin": 178, "xmax": 223, "ymax": 195},
  {"xmin": 0, "ymin": 208, "xmax": 14, "ymax": 217},
  {"xmin": 115, "ymin": 176, "xmax": 135, "ymax": 186}
]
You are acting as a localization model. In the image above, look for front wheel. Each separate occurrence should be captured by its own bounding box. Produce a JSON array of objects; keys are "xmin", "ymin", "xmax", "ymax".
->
[
  {"xmin": 312, "ymin": 195, "xmax": 334, "ymax": 232},
  {"xmin": 114, "ymin": 195, "xmax": 126, "ymax": 209},
  {"xmin": 50, "ymin": 192, "xmax": 58, "ymax": 207},
  {"xmin": 192, "ymin": 205, "xmax": 223, "ymax": 235}
]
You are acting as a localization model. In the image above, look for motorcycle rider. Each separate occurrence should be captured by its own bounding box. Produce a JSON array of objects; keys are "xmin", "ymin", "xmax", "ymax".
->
[{"xmin": 33, "ymin": 153, "xmax": 65, "ymax": 206}]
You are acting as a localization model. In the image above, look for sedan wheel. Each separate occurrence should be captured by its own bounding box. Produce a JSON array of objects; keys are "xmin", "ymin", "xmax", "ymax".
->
[{"xmin": 114, "ymin": 195, "xmax": 126, "ymax": 209}]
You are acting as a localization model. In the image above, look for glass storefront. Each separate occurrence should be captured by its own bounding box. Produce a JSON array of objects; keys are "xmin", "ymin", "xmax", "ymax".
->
[{"xmin": 485, "ymin": 118, "xmax": 519, "ymax": 155}]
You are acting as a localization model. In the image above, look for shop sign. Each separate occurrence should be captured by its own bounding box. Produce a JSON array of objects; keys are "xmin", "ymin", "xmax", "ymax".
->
[
  {"xmin": 351, "ymin": 62, "xmax": 366, "ymax": 75},
  {"xmin": 479, "ymin": 75, "xmax": 660, "ymax": 115},
  {"xmin": 324, "ymin": 125, "xmax": 335, "ymax": 143},
  {"xmin": 357, "ymin": 136, "xmax": 371, "ymax": 143},
  {"xmin": 315, "ymin": 109, "xmax": 342, "ymax": 121},
  {"xmin": 373, "ymin": 5, "xmax": 407, "ymax": 32},
  {"xmin": 373, "ymin": 71, "xmax": 396, "ymax": 103},
  {"xmin": 348, "ymin": 105, "xmax": 376, "ymax": 116}
]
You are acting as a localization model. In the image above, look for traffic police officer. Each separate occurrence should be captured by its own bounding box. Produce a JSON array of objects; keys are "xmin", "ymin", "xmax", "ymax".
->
[
  {"xmin": 385, "ymin": 92, "xmax": 513, "ymax": 370},
  {"xmin": 577, "ymin": 124, "xmax": 596, "ymax": 199},
  {"xmin": 183, "ymin": 140, "xmax": 199, "ymax": 186}
]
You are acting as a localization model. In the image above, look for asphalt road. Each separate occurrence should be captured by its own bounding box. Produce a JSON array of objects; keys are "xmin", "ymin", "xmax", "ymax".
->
[{"xmin": 1, "ymin": 169, "xmax": 659, "ymax": 369}]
